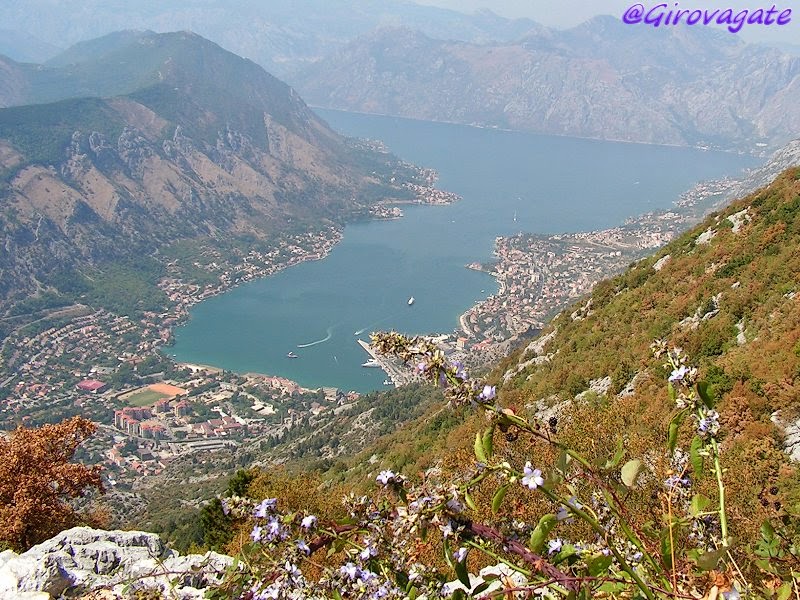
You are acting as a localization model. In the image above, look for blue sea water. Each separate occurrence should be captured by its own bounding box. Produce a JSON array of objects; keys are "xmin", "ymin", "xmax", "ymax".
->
[{"xmin": 170, "ymin": 110, "xmax": 755, "ymax": 392}]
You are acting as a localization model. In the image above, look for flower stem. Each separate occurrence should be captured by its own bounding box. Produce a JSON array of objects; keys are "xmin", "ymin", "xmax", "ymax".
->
[{"xmin": 711, "ymin": 438, "xmax": 729, "ymax": 547}]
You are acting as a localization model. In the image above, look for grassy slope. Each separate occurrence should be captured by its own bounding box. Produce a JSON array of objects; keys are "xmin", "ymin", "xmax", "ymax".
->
[{"xmin": 299, "ymin": 167, "xmax": 800, "ymax": 546}]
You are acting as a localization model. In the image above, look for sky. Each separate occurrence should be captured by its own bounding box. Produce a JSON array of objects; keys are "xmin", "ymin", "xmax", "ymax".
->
[{"xmin": 414, "ymin": 0, "xmax": 800, "ymax": 45}]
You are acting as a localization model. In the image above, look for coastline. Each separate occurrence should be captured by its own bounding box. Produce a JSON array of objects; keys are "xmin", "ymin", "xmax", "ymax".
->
[
  {"xmin": 312, "ymin": 105, "xmax": 762, "ymax": 157},
  {"xmin": 159, "ymin": 182, "xmax": 457, "ymax": 389}
]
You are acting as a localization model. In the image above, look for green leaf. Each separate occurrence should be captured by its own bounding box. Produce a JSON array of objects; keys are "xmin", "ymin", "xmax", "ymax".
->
[
  {"xmin": 451, "ymin": 589, "xmax": 467, "ymax": 600},
  {"xmin": 693, "ymin": 547, "xmax": 726, "ymax": 571},
  {"xmin": 697, "ymin": 381, "xmax": 715, "ymax": 409},
  {"xmin": 528, "ymin": 514, "xmax": 558, "ymax": 553},
  {"xmin": 455, "ymin": 557, "xmax": 471, "ymax": 589},
  {"xmin": 464, "ymin": 490, "xmax": 477, "ymax": 511},
  {"xmin": 660, "ymin": 527, "xmax": 674, "ymax": 569},
  {"xmin": 473, "ymin": 582, "xmax": 490, "ymax": 595},
  {"xmin": 604, "ymin": 437, "xmax": 626, "ymax": 469},
  {"xmin": 492, "ymin": 484, "xmax": 509, "ymax": 514},
  {"xmin": 621, "ymin": 459, "xmax": 644, "ymax": 488},
  {"xmin": 667, "ymin": 421, "xmax": 680, "ymax": 454},
  {"xmin": 667, "ymin": 409, "xmax": 688, "ymax": 453},
  {"xmin": 754, "ymin": 558, "xmax": 778, "ymax": 575},
  {"xmin": 761, "ymin": 519, "xmax": 776, "ymax": 542},
  {"xmin": 690, "ymin": 436, "xmax": 705, "ymax": 476},
  {"xmin": 689, "ymin": 494, "xmax": 711, "ymax": 517},
  {"xmin": 394, "ymin": 570, "xmax": 409, "ymax": 590},
  {"xmin": 333, "ymin": 591, "xmax": 343, "ymax": 600},
  {"xmin": 552, "ymin": 544, "xmax": 578, "ymax": 565},
  {"xmin": 668, "ymin": 382, "xmax": 677, "ymax": 402},
  {"xmin": 482, "ymin": 426, "xmax": 495, "ymax": 459},
  {"xmin": 409, "ymin": 588, "xmax": 418, "ymax": 600},
  {"xmin": 556, "ymin": 450, "xmax": 570, "ymax": 475},
  {"xmin": 442, "ymin": 538, "xmax": 454, "ymax": 569},
  {"xmin": 586, "ymin": 553, "xmax": 613, "ymax": 576},
  {"xmin": 474, "ymin": 431, "xmax": 487, "ymax": 463},
  {"xmin": 778, "ymin": 582, "xmax": 793, "ymax": 600}
]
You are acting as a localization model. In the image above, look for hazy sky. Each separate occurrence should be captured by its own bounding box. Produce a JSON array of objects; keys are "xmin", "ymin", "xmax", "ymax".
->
[{"xmin": 414, "ymin": 0, "xmax": 799, "ymax": 44}]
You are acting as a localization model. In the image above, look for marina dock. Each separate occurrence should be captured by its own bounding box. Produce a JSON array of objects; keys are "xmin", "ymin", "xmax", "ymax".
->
[{"xmin": 357, "ymin": 339, "xmax": 413, "ymax": 387}]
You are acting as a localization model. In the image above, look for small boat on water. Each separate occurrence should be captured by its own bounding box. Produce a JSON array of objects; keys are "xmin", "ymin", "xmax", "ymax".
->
[
  {"xmin": 287, "ymin": 352, "xmax": 299, "ymax": 358},
  {"xmin": 383, "ymin": 379, "xmax": 393, "ymax": 386},
  {"xmin": 362, "ymin": 359, "xmax": 381, "ymax": 368},
  {"xmin": 407, "ymin": 296, "xmax": 415, "ymax": 306}
]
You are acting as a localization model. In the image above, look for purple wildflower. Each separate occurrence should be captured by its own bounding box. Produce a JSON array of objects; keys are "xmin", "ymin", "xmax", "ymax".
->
[
  {"xmin": 453, "ymin": 547, "xmax": 468, "ymax": 563},
  {"xmin": 521, "ymin": 461, "xmax": 545, "ymax": 490},
  {"xmin": 478, "ymin": 385, "xmax": 496, "ymax": 401},
  {"xmin": 253, "ymin": 498, "xmax": 277, "ymax": 518},
  {"xmin": 668, "ymin": 365, "xmax": 689, "ymax": 383},
  {"xmin": 547, "ymin": 538, "xmax": 563, "ymax": 555},
  {"xmin": 250, "ymin": 525, "xmax": 263, "ymax": 542}
]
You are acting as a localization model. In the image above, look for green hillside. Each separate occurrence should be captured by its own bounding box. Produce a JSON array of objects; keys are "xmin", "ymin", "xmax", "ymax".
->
[{"xmin": 195, "ymin": 168, "xmax": 800, "ymax": 597}]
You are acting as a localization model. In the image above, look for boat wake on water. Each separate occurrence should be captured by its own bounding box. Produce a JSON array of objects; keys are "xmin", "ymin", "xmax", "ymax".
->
[
  {"xmin": 353, "ymin": 310, "xmax": 407, "ymax": 336},
  {"xmin": 297, "ymin": 327, "xmax": 334, "ymax": 348}
]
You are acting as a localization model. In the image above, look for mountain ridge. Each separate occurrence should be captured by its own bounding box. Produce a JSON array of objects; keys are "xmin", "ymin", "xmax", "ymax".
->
[
  {"xmin": 293, "ymin": 22, "xmax": 800, "ymax": 153},
  {"xmin": 0, "ymin": 31, "xmax": 425, "ymax": 316}
]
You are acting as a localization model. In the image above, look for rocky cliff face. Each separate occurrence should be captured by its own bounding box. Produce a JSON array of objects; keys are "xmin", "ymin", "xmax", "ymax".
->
[
  {"xmin": 293, "ymin": 19, "xmax": 800, "ymax": 153},
  {"xmin": 0, "ymin": 526, "xmax": 232, "ymax": 599},
  {"xmin": 0, "ymin": 31, "xmax": 417, "ymax": 311}
]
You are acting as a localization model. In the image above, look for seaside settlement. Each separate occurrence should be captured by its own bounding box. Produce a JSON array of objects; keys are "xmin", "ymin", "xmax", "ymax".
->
[{"xmin": 0, "ymin": 174, "xmax": 730, "ymax": 493}]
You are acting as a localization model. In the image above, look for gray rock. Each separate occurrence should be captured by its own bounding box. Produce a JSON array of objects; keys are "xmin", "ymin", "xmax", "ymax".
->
[{"xmin": 0, "ymin": 527, "xmax": 234, "ymax": 599}]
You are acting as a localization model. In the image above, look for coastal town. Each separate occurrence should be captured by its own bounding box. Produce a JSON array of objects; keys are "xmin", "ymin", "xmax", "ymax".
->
[
  {"xmin": 0, "ymin": 162, "xmax": 747, "ymax": 493},
  {"xmin": 457, "ymin": 209, "xmax": 687, "ymax": 340},
  {"xmin": 0, "ymin": 168, "xmax": 467, "ymax": 491}
]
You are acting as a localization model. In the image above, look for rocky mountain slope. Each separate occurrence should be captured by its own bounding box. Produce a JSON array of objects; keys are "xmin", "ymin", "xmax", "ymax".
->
[
  {"xmin": 293, "ymin": 19, "xmax": 800, "ymax": 153},
  {"xmin": 0, "ymin": 31, "xmax": 421, "ymax": 313}
]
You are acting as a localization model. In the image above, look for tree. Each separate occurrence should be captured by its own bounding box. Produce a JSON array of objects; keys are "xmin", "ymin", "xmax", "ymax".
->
[{"xmin": 0, "ymin": 417, "xmax": 104, "ymax": 550}]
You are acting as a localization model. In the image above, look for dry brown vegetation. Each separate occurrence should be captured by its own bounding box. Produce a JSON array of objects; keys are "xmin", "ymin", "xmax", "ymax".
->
[{"xmin": 0, "ymin": 416, "xmax": 104, "ymax": 551}]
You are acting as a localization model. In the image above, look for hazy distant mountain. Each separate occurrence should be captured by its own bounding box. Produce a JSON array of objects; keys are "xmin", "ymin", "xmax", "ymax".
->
[
  {"xmin": 293, "ymin": 18, "xmax": 800, "ymax": 153},
  {"xmin": 0, "ymin": 0, "xmax": 543, "ymax": 77},
  {"xmin": 0, "ymin": 31, "xmax": 418, "ymax": 311},
  {"xmin": 0, "ymin": 30, "xmax": 61, "ymax": 63}
]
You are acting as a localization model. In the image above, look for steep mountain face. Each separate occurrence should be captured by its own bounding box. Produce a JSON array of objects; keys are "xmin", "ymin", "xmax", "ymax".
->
[
  {"xmin": 293, "ymin": 19, "xmax": 800, "ymax": 152},
  {"xmin": 0, "ymin": 0, "xmax": 541, "ymax": 77},
  {"xmin": 0, "ymin": 31, "xmax": 417, "ymax": 311}
]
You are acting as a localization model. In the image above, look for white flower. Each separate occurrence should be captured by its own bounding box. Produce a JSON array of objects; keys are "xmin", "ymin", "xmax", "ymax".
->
[
  {"xmin": 376, "ymin": 470, "xmax": 396, "ymax": 485},
  {"xmin": 301, "ymin": 515, "xmax": 317, "ymax": 529}
]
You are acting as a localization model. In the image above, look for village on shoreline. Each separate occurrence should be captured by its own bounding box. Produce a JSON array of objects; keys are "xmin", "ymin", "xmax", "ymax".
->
[{"xmin": 0, "ymin": 171, "xmax": 736, "ymax": 493}]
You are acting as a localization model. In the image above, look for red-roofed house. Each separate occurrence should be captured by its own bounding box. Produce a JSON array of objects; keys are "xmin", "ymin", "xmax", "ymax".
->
[{"xmin": 77, "ymin": 379, "xmax": 107, "ymax": 393}]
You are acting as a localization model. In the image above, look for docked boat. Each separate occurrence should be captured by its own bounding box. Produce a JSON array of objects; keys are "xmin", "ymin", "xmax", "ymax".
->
[
  {"xmin": 407, "ymin": 296, "xmax": 415, "ymax": 306},
  {"xmin": 383, "ymin": 379, "xmax": 393, "ymax": 386},
  {"xmin": 287, "ymin": 352, "xmax": 299, "ymax": 358},
  {"xmin": 361, "ymin": 359, "xmax": 381, "ymax": 368}
]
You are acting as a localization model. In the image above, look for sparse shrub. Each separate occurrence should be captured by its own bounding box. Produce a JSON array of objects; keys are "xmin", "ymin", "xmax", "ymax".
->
[
  {"xmin": 0, "ymin": 416, "xmax": 104, "ymax": 551},
  {"xmin": 207, "ymin": 333, "xmax": 797, "ymax": 599}
]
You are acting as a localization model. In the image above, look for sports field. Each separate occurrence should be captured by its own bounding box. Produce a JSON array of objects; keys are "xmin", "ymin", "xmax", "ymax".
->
[
  {"xmin": 123, "ymin": 389, "xmax": 168, "ymax": 407},
  {"xmin": 120, "ymin": 383, "xmax": 187, "ymax": 407}
]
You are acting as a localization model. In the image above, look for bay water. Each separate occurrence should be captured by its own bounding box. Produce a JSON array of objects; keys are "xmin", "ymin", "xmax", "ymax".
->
[{"xmin": 170, "ymin": 110, "xmax": 755, "ymax": 392}]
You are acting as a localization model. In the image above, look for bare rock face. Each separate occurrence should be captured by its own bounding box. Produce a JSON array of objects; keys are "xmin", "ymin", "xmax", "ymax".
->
[{"xmin": 0, "ymin": 527, "xmax": 232, "ymax": 599}]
